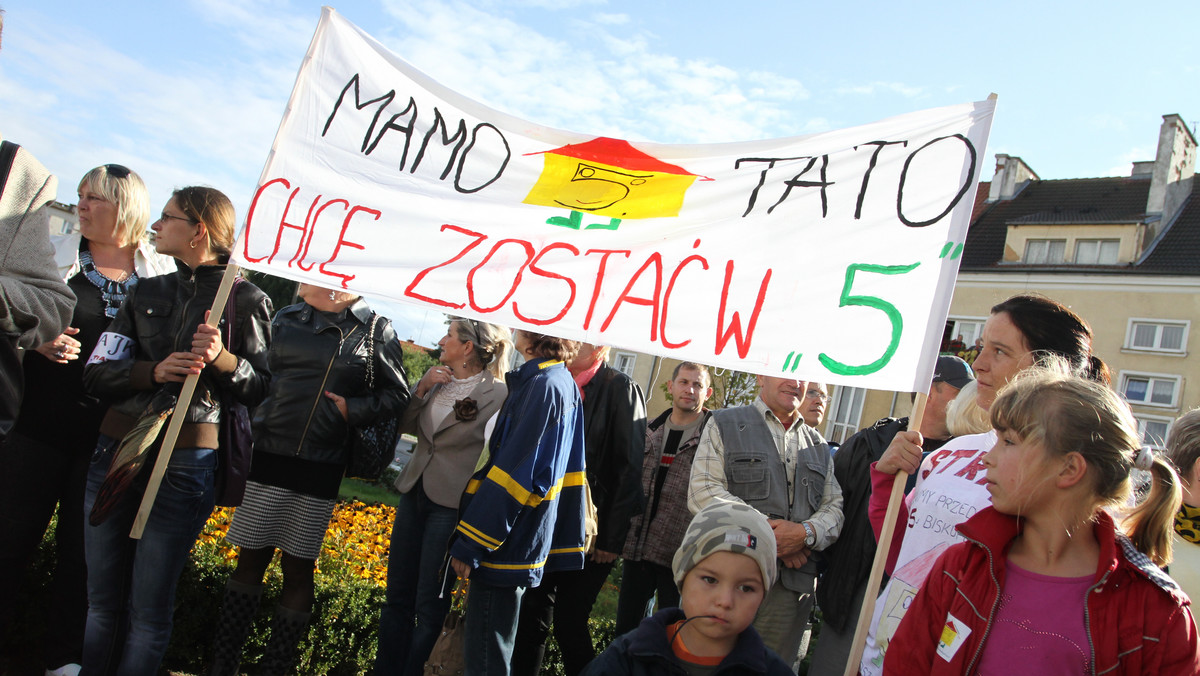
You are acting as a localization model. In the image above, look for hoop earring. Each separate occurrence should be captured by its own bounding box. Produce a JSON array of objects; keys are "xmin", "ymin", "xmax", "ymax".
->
[{"xmin": 189, "ymin": 240, "xmax": 197, "ymax": 249}]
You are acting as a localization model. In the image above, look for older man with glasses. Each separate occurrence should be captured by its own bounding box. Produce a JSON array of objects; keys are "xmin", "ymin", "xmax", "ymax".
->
[{"xmin": 800, "ymin": 383, "xmax": 829, "ymax": 430}]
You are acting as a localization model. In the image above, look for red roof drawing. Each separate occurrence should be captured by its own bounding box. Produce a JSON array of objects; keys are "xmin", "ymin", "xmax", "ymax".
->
[{"xmin": 530, "ymin": 137, "xmax": 699, "ymax": 177}]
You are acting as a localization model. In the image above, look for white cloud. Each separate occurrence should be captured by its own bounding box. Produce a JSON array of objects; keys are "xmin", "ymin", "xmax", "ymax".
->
[
  {"xmin": 375, "ymin": 0, "xmax": 813, "ymax": 144},
  {"xmin": 836, "ymin": 81, "xmax": 926, "ymax": 98},
  {"xmin": 2, "ymin": 6, "xmax": 299, "ymax": 211},
  {"xmin": 1103, "ymin": 146, "xmax": 1153, "ymax": 177}
]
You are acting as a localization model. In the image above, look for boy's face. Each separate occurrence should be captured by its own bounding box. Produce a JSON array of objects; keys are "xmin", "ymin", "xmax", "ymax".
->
[{"xmin": 679, "ymin": 551, "xmax": 766, "ymax": 656}]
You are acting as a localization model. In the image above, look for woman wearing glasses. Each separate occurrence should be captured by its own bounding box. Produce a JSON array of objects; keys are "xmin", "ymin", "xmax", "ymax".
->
[
  {"xmin": 375, "ymin": 317, "xmax": 512, "ymax": 676},
  {"xmin": 80, "ymin": 186, "xmax": 272, "ymax": 675},
  {"xmin": 0, "ymin": 164, "xmax": 173, "ymax": 675}
]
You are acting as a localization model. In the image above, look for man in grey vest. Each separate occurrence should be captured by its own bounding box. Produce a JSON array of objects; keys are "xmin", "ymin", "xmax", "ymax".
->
[{"xmin": 688, "ymin": 376, "xmax": 843, "ymax": 662}]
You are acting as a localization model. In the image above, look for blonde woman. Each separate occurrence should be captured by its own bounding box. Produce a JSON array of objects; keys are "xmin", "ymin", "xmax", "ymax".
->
[
  {"xmin": 376, "ymin": 318, "xmax": 512, "ymax": 675},
  {"xmin": 0, "ymin": 164, "xmax": 172, "ymax": 675}
]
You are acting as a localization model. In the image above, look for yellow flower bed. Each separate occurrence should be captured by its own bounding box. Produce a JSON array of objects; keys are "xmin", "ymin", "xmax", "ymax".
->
[{"xmin": 195, "ymin": 501, "xmax": 397, "ymax": 587}]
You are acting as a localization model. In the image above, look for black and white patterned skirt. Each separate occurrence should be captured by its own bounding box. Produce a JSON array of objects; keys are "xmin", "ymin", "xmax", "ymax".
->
[{"xmin": 226, "ymin": 481, "xmax": 336, "ymax": 560}]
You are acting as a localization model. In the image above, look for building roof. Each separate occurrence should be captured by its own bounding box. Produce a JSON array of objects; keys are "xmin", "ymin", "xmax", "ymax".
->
[
  {"xmin": 399, "ymin": 339, "xmax": 434, "ymax": 354},
  {"xmin": 1140, "ymin": 182, "xmax": 1200, "ymax": 274},
  {"xmin": 958, "ymin": 175, "xmax": 1189, "ymax": 272}
]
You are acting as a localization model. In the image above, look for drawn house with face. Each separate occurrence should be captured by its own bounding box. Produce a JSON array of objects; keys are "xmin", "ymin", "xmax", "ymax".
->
[{"xmin": 524, "ymin": 137, "xmax": 704, "ymax": 230}]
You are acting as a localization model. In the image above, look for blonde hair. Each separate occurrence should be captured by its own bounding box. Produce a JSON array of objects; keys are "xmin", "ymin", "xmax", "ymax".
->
[
  {"xmin": 172, "ymin": 186, "xmax": 235, "ymax": 257},
  {"xmin": 450, "ymin": 318, "xmax": 513, "ymax": 378},
  {"xmin": 945, "ymin": 381, "xmax": 990, "ymax": 437},
  {"xmin": 989, "ymin": 363, "xmax": 1181, "ymax": 565},
  {"xmin": 77, "ymin": 165, "xmax": 151, "ymax": 248}
]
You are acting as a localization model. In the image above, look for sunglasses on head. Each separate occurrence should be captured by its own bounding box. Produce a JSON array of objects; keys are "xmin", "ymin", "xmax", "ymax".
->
[{"xmin": 105, "ymin": 164, "xmax": 131, "ymax": 179}]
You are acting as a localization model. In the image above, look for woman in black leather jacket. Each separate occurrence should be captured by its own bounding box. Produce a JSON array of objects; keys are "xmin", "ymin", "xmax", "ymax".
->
[
  {"xmin": 80, "ymin": 186, "xmax": 272, "ymax": 676},
  {"xmin": 209, "ymin": 283, "xmax": 410, "ymax": 676}
]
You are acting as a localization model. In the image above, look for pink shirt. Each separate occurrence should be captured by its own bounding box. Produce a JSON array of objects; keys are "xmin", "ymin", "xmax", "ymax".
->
[{"xmin": 975, "ymin": 560, "xmax": 1093, "ymax": 675}]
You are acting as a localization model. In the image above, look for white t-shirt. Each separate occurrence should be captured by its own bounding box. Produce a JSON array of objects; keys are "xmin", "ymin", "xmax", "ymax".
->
[{"xmin": 860, "ymin": 430, "xmax": 997, "ymax": 676}]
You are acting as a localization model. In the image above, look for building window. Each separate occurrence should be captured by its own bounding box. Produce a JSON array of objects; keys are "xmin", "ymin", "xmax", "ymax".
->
[
  {"xmin": 945, "ymin": 318, "xmax": 985, "ymax": 347},
  {"xmin": 1073, "ymin": 239, "xmax": 1120, "ymax": 264},
  {"xmin": 612, "ymin": 351, "xmax": 637, "ymax": 377},
  {"xmin": 1125, "ymin": 319, "xmax": 1188, "ymax": 353},
  {"xmin": 1134, "ymin": 415, "xmax": 1173, "ymax": 450},
  {"xmin": 942, "ymin": 317, "xmax": 985, "ymax": 362},
  {"xmin": 827, "ymin": 385, "xmax": 865, "ymax": 444},
  {"xmin": 1119, "ymin": 371, "xmax": 1182, "ymax": 408},
  {"xmin": 1023, "ymin": 239, "xmax": 1066, "ymax": 264}
]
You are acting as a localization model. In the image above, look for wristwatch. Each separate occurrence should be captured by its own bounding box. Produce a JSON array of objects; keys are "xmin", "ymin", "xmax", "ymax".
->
[{"xmin": 802, "ymin": 521, "xmax": 816, "ymax": 547}]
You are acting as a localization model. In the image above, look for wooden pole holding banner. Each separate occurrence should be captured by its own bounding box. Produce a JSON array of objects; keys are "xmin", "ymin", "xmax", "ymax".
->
[
  {"xmin": 130, "ymin": 263, "xmax": 241, "ymax": 539},
  {"xmin": 841, "ymin": 392, "xmax": 927, "ymax": 676},
  {"xmin": 840, "ymin": 94, "xmax": 994, "ymax": 673}
]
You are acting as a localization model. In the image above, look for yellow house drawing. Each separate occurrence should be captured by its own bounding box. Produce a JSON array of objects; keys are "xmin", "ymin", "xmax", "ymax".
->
[{"xmin": 524, "ymin": 137, "xmax": 703, "ymax": 228}]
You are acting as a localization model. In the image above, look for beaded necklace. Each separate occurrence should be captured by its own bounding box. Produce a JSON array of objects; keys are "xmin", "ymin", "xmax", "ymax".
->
[{"xmin": 79, "ymin": 248, "xmax": 139, "ymax": 318}]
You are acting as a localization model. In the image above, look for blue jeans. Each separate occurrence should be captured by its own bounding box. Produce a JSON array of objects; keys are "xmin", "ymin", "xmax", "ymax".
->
[
  {"xmin": 464, "ymin": 580, "xmax": 525, "ymax": 676},
  {"xmin": 81, "ymin": 434, "xmax": 216, "ymax": 676},
  {"xmin": 375, "ymin": 484, "xmax": 459, "ymax": 676}
]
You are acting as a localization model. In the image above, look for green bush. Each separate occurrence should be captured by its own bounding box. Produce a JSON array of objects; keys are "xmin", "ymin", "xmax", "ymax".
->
[
  {"xmin": 167, "ymin": 526, "xmax": 387, "ymax": 675},
  {"xmin": 7, "ymin": 504, "xmax": 643, "ymax": 676}
]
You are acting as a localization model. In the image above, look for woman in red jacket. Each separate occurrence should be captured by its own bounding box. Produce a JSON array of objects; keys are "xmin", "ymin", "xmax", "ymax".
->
[{"xmin": 885, "ymin": 364, "xmax": 1199, "ymax": 676}]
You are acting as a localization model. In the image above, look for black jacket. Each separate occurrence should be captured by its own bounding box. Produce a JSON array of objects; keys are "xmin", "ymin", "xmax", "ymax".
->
[
  {"xmin": 816, "ymin": 416, "xmax": 950, "ymax": 630},
  {"xmin": 581, "ymin": 363, "xmax": 647, "ymax": 553},
  {"xmin": 84, "ymin": 262, "xmax": 272, "ymax": 440},
  {"xmin": 583, "ymin": 608, "xmax": 793, "ymax": 676},
  {"xmin": 251, "ymin": 300, "xmax": 410, "ymax": 465}
]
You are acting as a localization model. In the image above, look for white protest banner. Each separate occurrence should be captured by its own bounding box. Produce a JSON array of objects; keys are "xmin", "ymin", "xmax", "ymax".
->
[{"xmin": 235, "ymin": 7, "xmax": 995, "ymax": 392}]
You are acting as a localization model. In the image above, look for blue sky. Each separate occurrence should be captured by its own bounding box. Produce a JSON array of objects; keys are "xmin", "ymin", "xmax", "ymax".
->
[{"xmin": 2, "ymin": 0, "xmax": 1197, "ymax": 346}]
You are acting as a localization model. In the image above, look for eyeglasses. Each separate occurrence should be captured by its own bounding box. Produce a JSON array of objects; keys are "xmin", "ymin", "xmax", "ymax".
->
[
  {"xmin": 158, "ymin": 212, "xmax": 197, "ymax": 225},
  {"xmin": 105, "ymin": 164, "xmax": 131, "ymax": 179},
  {"xmin": 805, "ymin": 389, "xmax": 830, "ymax": 402}
]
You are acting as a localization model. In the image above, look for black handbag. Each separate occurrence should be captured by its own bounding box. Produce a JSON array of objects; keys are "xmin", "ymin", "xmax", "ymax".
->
[
  {"xmin": 345, "ymin": 313, "xmax": 400, "ymax": 480},
  {"xmin": 215, "ymin": 278, "xmax": 253, "ymax": 506}
]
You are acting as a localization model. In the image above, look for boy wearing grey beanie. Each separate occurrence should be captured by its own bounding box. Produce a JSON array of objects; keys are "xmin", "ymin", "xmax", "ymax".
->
[{"xmin": 583, "ymin": 503, "xmax": 793, "ymax": 675}]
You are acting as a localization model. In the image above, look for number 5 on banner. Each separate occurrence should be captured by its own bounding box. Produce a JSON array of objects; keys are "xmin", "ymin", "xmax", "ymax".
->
[{"xmin": 820, "ymin": 262, "xmax": 920, "ymax": 376}]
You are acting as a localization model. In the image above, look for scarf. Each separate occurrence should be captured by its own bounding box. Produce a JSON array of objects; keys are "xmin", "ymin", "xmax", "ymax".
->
[
  {"xmin": 572, "ymin": 358, "xmax": 604, "ymax": 399},
  {"xmin": 1175, "ymin": 502, "xmax": 1200, "ymax": 544}
]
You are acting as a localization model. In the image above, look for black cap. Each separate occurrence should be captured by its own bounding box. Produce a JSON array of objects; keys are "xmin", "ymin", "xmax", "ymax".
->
[{"xmin": 933, "ymin": 355, "xmax": 975, "ymax": 389}]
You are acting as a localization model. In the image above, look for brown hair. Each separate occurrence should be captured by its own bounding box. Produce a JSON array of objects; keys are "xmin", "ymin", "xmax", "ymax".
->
[
  {"xmin": 172, "ymin": 186, "xmax": 235, "ymax": 257},
  {"xmin": 519, "ymin": 331, "xmax": 580, "ymax": 363},
  {"xmin": 990, "ymin": 363, "xmax": 1181, "ymax": 565},
  {"xmin": 1166, "ymin": 409, "xmax": 1200, "ymax": 482},
  {"xmin": 672, "ymin": 361, "xmax": 711, "ymax": 387},
  {"xmin": 990, "ymin": 294, "xmax": 1109, "ymax": 384}
]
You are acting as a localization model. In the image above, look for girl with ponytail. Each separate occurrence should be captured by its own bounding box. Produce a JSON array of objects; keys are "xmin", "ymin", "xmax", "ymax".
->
[{"xmin": 885, "ymin": 364, "xmax": 1199, "ymax": 675}]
